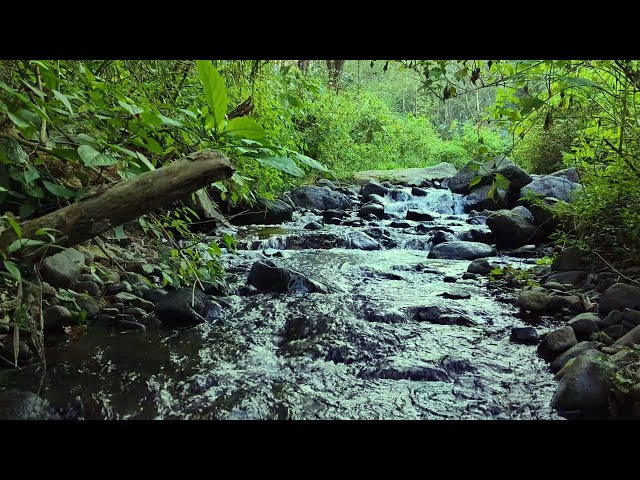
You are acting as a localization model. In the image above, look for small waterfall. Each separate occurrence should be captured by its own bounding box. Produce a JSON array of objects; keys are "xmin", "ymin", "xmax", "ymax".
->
[{"xmin": 383, "ymin": 188, "xmax": 466, "ymax": 217}]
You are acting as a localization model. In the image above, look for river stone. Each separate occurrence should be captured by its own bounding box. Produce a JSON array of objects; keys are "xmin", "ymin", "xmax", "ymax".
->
[
  {"xmin": 552, "ymin": 349, "xmax": 611, "ymax": 416},
  {"xmin": 517, "ymin": 288, "xmax": 549, "ymax": 312},
  {"xmin": 72, "ymin": 280, "xmax": 101, "ymax": 297},
  {"xmin": 439, "ymin": 289, "xmax": 471, "ymax": 300},
  {"xmin": 359, "ymin": 357, "xmax": 450, "ymax": 382},
  {"xmin": 390, "ymin": 189, "xmax": 411, "ymax": 202},
  {"xmin": 411, "ymin": 187, "xmax": 428, "ymax": 196},
  {"xmin": 551, "ymin": 246, "xmax": 588, "ymax": 272},
  {"xmin": 281, "ymin": 231, "xmax": 381, "ymax": 251},
  {"xmin": 406, "ymin": 210, "xmax": 434, "ymax": 221},
  {"xmin": 623, "ymin": 309, "xmax": 640, "ymax": 327},
  {"xmin": 43, "ymin": 305, "xmax": 72, "ymax": 333},
  {"xmin": 304, "ymin": 221, "xmax": 323, "ymax": 230},
  {"xmin": 464, "ymin": 183, "xmax": 510, "ymax": 212},
  {"xmin": 551, "ymin": 341, "xmax": 598, "ymax": 373},
  {"xmin": 360, "ymin": 180, "xmax": 389, "ymax": 197},
  {"xmin": 359, "ymin": 203, "xmax": 384, "ymax": 219},
  {"xmin": 570, "ymin": 312, "xmax": 605, "ymax": 329},
  {"xmin": 602, "ymin": 310, "xmax": 623, "ymax": 328},
  {"xmin": 546, "ymin": 271, "xmax": 587, "ymax": 285},
  {"xmin": 510, "ymin": 327, "xmax": 539, "ymax": 345},
  {"xmin": 612, "ymin": 324, "xmax": 640, "ymax": 348},
  {"xmin": 230, "ymin": 199, "xmax": 293, "ymax": 226},
  {"xmin": 512, "ymin": 205, "xmax": 534, "ymax": 222},
  {"xmin": 521, "ymin": 175, "xmax": 583, "ymax": 202},
  {"xmin": 428, "ymin": 241, "xmax": 495, "ymax": 260},
  {"xmin": 40, "ymin": 248, "xmax": 86, "ymax": 288},
  {"xmin": 598, "ymin": 283, "xmax": 640, "ymax": 314},
  {"xmin": 486, "ymin": 209, "xmax": 538, "ymax": 249},
  {"xmin": 543, "ymin": 281, "xmax": 567, "ymax": 291},
  {"xmin": 568, "ymin": 315, "xmax": 600, "ymax": 339},
  {"xmin": 548, "ymin": 295, "xmax": 584, "ymax": 314},
  {"xmin": 248, "ymin": 260, "xmax": 327, "ymax": 295},
  {"xmin": 354, "ymin": 163, "xmax": 457, "ymax": 187},
  {"xmin": 431, "ymin": 230, "xmax": 457, "ymax": 246},
  {"xmin": 550, "ymin": 167, "xmax": 581, "ymax": 183},
  {"xmin": 458, "ymin": 228, "xmax": 494, "ymax": 245},
  {"xmin": 0, "ymin": 391, "xmax": 62, "ymax": 420},
  {"xmin": 153, "ymin": 287, "xmax": 222, "ymax": 327},
  {"xmin": 289, "ymin": 186, "xmax": 353, "ymax": 211},
  {"xmin": 538, "ymin": 326, "xmax": 578, "ymax": 361},
  {"xmin": 467, "ymin": 258, "xmax": 496, "ymax": 275},
  {"xmin": 316, "ymin": 178, "xmax": 336, "ymax": 189},
  {"xmin": 447, "ymin": 156, "xmax": 531, "ymax": 194},
  {"xmin": 415, "ymin": 306, "xmax": 442, "ymax": 322},
  {"xmin": 604, "ymin": 325, "xmax": 625, "ymax": 340},
  {"xmin": 389, "ymin": 220, "xmax": 412, "ymax": 229}
]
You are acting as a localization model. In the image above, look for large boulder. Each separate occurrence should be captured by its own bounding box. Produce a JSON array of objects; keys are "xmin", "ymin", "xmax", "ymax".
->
[
  {"xmin": 360, "ymin": 180, "xmax": 389, "ymax": 197},
  {"xmin": 40, "ymin": 248, "xmax": 85, "ymax": 288},
  {"xmin": 538, "ymin": 326, "xmax": 577, "ymax": 361},
  {"xmin": 230, "ymin": 199, "xmax": 293, "ymax": 226},
  {"xmin": 551, "ymin": 246, "xmax": 588, "ymax": 272},
  {"xmin": 598, "ymin": 283, "xmax": 640, "ymax": 314},
  {"xmin": 550, "ymin": 341, "xmax": 599, "ymax": 373},
  {"xmin": 359, "ymin": 203, "xmax": 385, "ymax": 219},
  {"xmin": 463, "ymin": 184, "xmax": 510, "ymax": 212},
  {"xmin": 521, "ymin": 175, "xmax": 583, "ymax": 202},
  {"xmin": 248, "ymin": 260, "xmax": 327, "ymax": 294},
  {"xmin": 552, "ymin": 349, "xmax": 611, "ymax": 417},
  {"xmin": 353, "ymin": 163, "xmax": 458, "ymax": 187},
  {"xmin": 289, "ymin": 186, "xmax": 353, "ymax": 210},
  {"xmin": 428, "ymin": 241, "xmax": 495, "ymax": 260},
  {"xmin": 550, "ymin": 167, "xmax": 581, "ymax": 183},
  {"xmin": 154, "ymin": 288, "xmax": 222, "ymax": 327},
  {"xmin": 447, "ymin": 156, "xmax": 532, "ymax": 194},
  {"xmin": 486, "ymin": 209, "xmax": 538, "ymax": 249}
]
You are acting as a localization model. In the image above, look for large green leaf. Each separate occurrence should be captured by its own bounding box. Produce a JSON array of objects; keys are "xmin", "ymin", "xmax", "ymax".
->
[
  {"xmin": 224, "ymin": 117, "xmax": 265, "ymax": 140},
  {"xmin": 494, "ymin": 173, "xmax": 510, "ymax": 191},
  {"xmin": 8, "ymin": 238, "xmax": 46, "ymax": 254},
  {"xmin": 77, "ymin": 145, "xmax": 118, "ymax": 167},
  {"xmin": 3, "ymin": 261, "xmax": 21, "ymax": 282},
  {"xmin": 0, "ymin": 137, "xmax": 29, "ymax": 165},
  {"xmin": 257, "ymin": 156, "xmax": 304, "ymax": 177},
  {"xmin": 469, "ymin": 175, "xmax": 483, "ymax": 187},
  {"xmin": 118, "ymin": 100, "xmax": 143, "ymax": 116},
  {"xmin": 519, "ymin": 96, "xmax": 545, "ymax": 116},
  {"xmin": 196, "ymin": 60, "xmax": 228, "ymax": 129},
  {"xmin": 50, "ymin": 147, "xmax": 81, "ymax": 163},
  {"xmin": 52, "ymin": 90, "xmax": 73, "ymax": 115},
  {"xmin": 43, "ymin": 180, "xmax": 76, "ymax": 198},
  {"xmin": 157, "ymin": 113, "xmax": 183, "ymax": 128},
  {"xmin": 294, "ymin": 153, "xmax": 328, "ymax": 172},
  {"xmin": 562, "ymin": 77, "xmax": 595, "ymax": 87}
]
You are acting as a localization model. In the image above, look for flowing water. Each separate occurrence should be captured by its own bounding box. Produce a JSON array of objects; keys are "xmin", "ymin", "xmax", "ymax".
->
[{"xmin": 0, "ymin": 187, "xmax": 560, "ymax": 419}]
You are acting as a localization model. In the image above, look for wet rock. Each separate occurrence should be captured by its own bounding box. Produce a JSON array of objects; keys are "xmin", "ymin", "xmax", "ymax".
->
[
  {"xmin": 230, "ymin": 199, "xmax": 293, "ymax": 226},
  {"xmin": 448, "ymin": 156, "xmax": 531, "ymax": 194},
  {"xmin": 548, "ymin": 295, "xmax": 584, "ymax": 314},
  {"xmin": 72, "ymin": 280, "xmax": 101, "ymax": 297},
  {"xmin": 0, "ymin": 324, "xmax": 9, "ymax": 334},
  {"xmin": 289, "ymin": 185, "xmax": 353, "ymax": 211},
  {"xmin": 304, "ymin": 221, "xmax": 323, "ymax": 230},
  {"xmin": 116, "ymin": 318, "xmax": 146, "ymax": 331},
  {"xmin": 508, "ymin": 245, "xmax": 538, "ymax": 258},
  {"xmin": 464, "ymin": 183, "xmax": 510, "ymax": 212},
  {"xmin": 439, "ymin": 289, "xmax": 471, "ymax": 300},
  {"xmin": 106, "ymin": 282, "xmax": 132, "ymax": 295},
  {"xmin": 604, "ymin": 325, "xmax": 625, "ymax": 340},
  {"xmin": 543, "ymin": 281, "xmax": 567, "ymax": 291},
  {"xmin": 467, "ymin": 258, "xmax": 496, "ymax": 275},
  {"xmin": 114, "ymin": 292, "xmax": 155, "ymax": 311},
  {"xmin": 517, "ymin": 288, "xmax": 549, "ymax": 312},
  {"xmin": 416, "ymin": 224, "xmax": 454, "ymax": 235},
  {"xmin": 360, "ymin": 180, "xmax": 389, "ymax": 197},
  {"xmin": 552, "ymin": 349, "xmax": 611, "ymax": 416},
  {"xmin": 389, "ymin": 220, "xmax": 412, "ymax": 229},
  {"xmin": 139, "ymin": 312, "xmax": 163, "ymax": 329},
  {"xmin": 43, "ymin": 305, "xmax": 72, "ymax": 333},
  {"xmin": 466, "ymin": 216, "xmax": 487, "ymax": 225},
  {"xmin": 320, "ymin": 209, "xmax": 345, "ymax": 221},
  {"xmin": 568, "ymin": 315, "xmax": 600, "ymax": 340},
  {"xmin": 550, "ymin": 167, "xmax": 581, "ymax": 183},
  {"xmin": 443, "ymin": 276, "xmax": 457, "ymax": 283},
  {"xmin": 359, "ymin": 357, "xmax": 450, "ymax": 382},
  {"xmin": 0, "ymin": 340, "xmax": 32, "ymax": 363},
  {"xmin": 317, "ymin": 178, "xmax": 337, "ymax": 189},
  {"xmin": 462, "ymin": 273, "xmax": 477, "ymax": 280},
  {"xmin": 428, "ymin": 241, "xmax": 495, "ymax": 260},
  {"xmin": 248, "ymin": 260, "xmax": 327, "ymax": 294},
  {"xmin": 512, "ymin": 205, "xmax": 534, "ymax": 222},
  {"xmin": 612, "ymin": 324, "xmax": 640, "ymax": 348},
  {"xmin": 40, "ymin": 248, "xmax": 86, "ymax": 288},
  {"xmin": 78, "ymin": 273, "xmax": 99, "ymax": 284},
  {"xmin": 154, "ymin": 287, "xmax": 223, "ymax": 327},
  {"xmin": 569, "ymin": 312, "xmax": 605, "ymax": 329},
  {"xmin": 522, "ymin": 175, "xmax": 583, "ymax": 202},
  {"xmin": 359, "ymin": 203, "xmax": 385, "ymax": 219},
  {"xmin": 124, "ymin": 307, "xmax": 147, "ymax": 318},
  {"xmin": 486, "ymin": 209, "xmax": 538, "ymax": 249},
  {"xmin": 411, "ymin": 187, "xmax": 428, "ymax": 196},
  {"xmin": 551, "ymin": 246, "xmax": 588, "ymax": 272},
  {"xmin": 365, "ymin": 193, "xmax": 386, "ymax": 204},
  {"xmin": 283, "ymin": 316, "xmax": 331, "ymax": 341},
  {"xmin": 431, "ymin": 230, "xmax": 457, "ymax": 246},
  {"xmin": 406, "ymin": 210, "xmax": 434, "ymax": 222},
  {"xmin": 598, "ymin": 283, "xmax": 640, "ymax": 314},
  {"xmin": 0, "ymin": 391, "xmax": 62, "ymax": 420},
  {"xmin": 510, "ymin": 327, "xmax": 539, "ymax": 345},
  {"xmin": 538, "ymin": 326, "xmax": 578, "ymax": 361},
  {"xmin": 102, "ymin": 307, "xmax": 120, "ymax": 316},
  {"xmin": 389, "ymin": 189, "xmax": 411, "ymax": 202},
  {"xmin": 550, "ymin": 340, "xmax": 600, "ymax": 374},
  {"xmin": 415, "ymin": 306, "xmax": 442, "ymax": 322},
  {"xmin": 623, "ymin": 309, "xmax": 640, "ymax": 327},
  {"xmin": 458, "ymin": 228, "xmax": 494, "ymax": 244}
]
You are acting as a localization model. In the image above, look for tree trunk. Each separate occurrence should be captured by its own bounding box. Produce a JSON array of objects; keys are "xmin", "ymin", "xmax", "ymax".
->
[{"xmin": 0, "ymin": 149, "xmax": 234, "ymax": 264}]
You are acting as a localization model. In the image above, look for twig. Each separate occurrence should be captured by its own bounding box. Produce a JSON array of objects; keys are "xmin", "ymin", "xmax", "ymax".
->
[
  {"xmin": 593, "ymin": 250, "xmax": 640, "ymax": 285},
  {"xmin": 95, "ymin": 236, "xmax": 127, "ymax": 273}
]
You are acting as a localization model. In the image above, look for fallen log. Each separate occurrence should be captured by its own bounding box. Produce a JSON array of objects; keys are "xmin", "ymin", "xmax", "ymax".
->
[{"xmin": 0, "ymin": 149, "xmax": 234, "ymax": 264}]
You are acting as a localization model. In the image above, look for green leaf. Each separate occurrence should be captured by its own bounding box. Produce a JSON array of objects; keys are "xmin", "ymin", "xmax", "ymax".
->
[
  {"xmin": 294, "ymin": 153, "xmax": 328, "ymax": 172},
  {"xmin": 494, "ymin": 173, "xmax": 510, "ymax": 191},
  {"xmin": 0, "ymin": 138, "xmax": 29, "ymax": 165},
  {"xmin": 136, "ymin": 152, "xmax": 155, "ymax": 171},
  {"xmin": 51, "ymin": 148, "xmax": 81, "ymax": 163},
  {"xmin": 7, "ymin": 216, "xmax": 21, "ymax": 238},
  {"xmin": 223, "ymin": 117, "xmax": 265, "ymax": 140},
  {"xmin": 257, "ymin": 156, "xmax": 304, "ymax": 177},
  {"xmin": 8, "ymin": 238, "xmax": 46, "ymax": 253},
  {"xmin": 3, "ymin": 261, "xmax": 21, "ymax": 281},
  {"xmin": 469, "ymin": 175, "xmax": 483, "ymax": 187},
  {"xmin": 196, "ymin": 60, "xmax": 228, "ymax": 129},
  {"xmin": 77, "ymin": 145, "xmax": 118, "ymax": 167},
  {"xmin": 222, "ymin": 233, "xmax": 236, "ymax": 250},
  {"xmin": 519, "ymin": 96, "xmax": 545, "ymax": 116},
  {"xmin": 113, "ymin": 225, "xmax": 126, "ymax": 240},
  {"xmin": 8, "ymin": 111, "xmax": 33, "ymax": 129},
  {"xmin": 562, "ymin": 77, "xmax": 594, "ymax": 87},
  {"xmin": 157, "ymin": 113, "xmax": 183, "ymax": 127},
  {"xmin": 0, "ymin": 186, "xmax": 7, "ymax": 192},
  {"xmin": 43, "ymin": 180, "xmax": 76, "ymax": 198},
  {"xmin": 118, "ymin": 100, "xmax": 143, "ymax": 116},
  {"xmin": 52, "ymin": 90, "xmax": 73, "ymax": 115}
]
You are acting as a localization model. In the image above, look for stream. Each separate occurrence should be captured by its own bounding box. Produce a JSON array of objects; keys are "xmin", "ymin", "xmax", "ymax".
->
[{"xmin": 1, "ymin": 186, "xmax": 560, "ymax": 419}]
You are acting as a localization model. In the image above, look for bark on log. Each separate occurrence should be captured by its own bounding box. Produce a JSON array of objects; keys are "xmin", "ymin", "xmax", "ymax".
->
[{"xmin": 0, "ymin": 149, "xmax": 234, "ymax": 264}]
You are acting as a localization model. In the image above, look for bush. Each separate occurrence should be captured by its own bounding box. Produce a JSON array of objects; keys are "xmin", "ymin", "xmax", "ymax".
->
[{"xmin": 512, "ymin": 119, "xmax": 579, "ymax": 174}]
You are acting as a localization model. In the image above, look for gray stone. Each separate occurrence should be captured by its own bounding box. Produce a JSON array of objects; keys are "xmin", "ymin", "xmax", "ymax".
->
[
  {"xmin": 124, "ymin": 307, "xmax": 147, "ymax": 318},
  {"xmin": 40, "ymin": 248, "xmax": 85, "ymax": 288},
  {"xmin": 316, "ymin": 178, "xmax": 336, "ymax": 189},
  {"xmin": 543, "ymin": 281, "xmax": 567, "ymax": 291},
  {"xmin": 612, "ymin": 324, "xmax": 640, "ymax": 348},
  {"xmin": 354, "ymin": 163, "xmax": 458, "ymax": 187},
  {"xmin": 406, "ymin": 210, "xmax": 434, "ymax": 222},
  {"xmin": 431, "ymin": 230, "xmax": 457, "ymax": 246},
  {"xmin": 604, "ymin": 325, "xmax": 625, "ymax": 340},
  {"xmin": 114, "ymin": 292, "xmax": 155, "ymax": 311},
  {"xmin": 72, "ymin": 280, "xmax": 101, "ymax": 297},
  {"xmin": 457, "ymin": 228, "xmax": 494, "ymax": 244},
  {"xmin": 289, "ymin": 186, "xmax": 353, "ymax": 211},
  {"xmin": 512, "ymin": 205, "xmax": 534, "ymax": 222},
  {"xmin": 75, "ymin": 296, "xmax": 100, "ymax": 320},
  {"xmin": 549, "ymin": 295, "xmax": 584, "ymax": 314},
  {"xmin": 230, "ymin": 198, "xmax": 293, "ymax": 226},
  {"xmin": 599, "ymin": 283, "xmax": 640, "ymax": 314},
  {"xmin": 43, "ymin": 305, "xmax": 72, "ymax": 333},
  {"xmin": 549, "ymin": 167, "xmax": 581, "ymax": 183},
  {"xmin": 522, "ymin": 175, "xmax": 583, "ymax": 202},
  {"xmin": 546, "ymin": 270, "xmax": 587, "ymax": 285},
  {"xmin": 154, "ymin": 288, "xmax": 223, "ymax": 327},
  {"xmin": 415, "ymin": 306, "xmax": 442, "ymax": 322},
  {"xmin": 510, "ymin": 327, "xmax": 539, "ymax": 345},
  {"xmin": 551, "ymin": 247, "xmax": 588, "ymax": 272},
  {"xmin": 552, "ymin": 349, "xmax": 611, "ymax": 416},
  {"xmin": 0, "ymin": 391, "xmax": 62, "ymax": 420},
  {"xmin": 467, "ymin": 258, "xmax": 496, "ymax": 275},
  {"xmin": 568, "ymin": 315, "xmax": 600, "ymax": 339},
  {"xmin": 359, "ymin": 203, "xmax": 384, "ymax": 219},
  {"xmin": 486, "ymin": 209, "xmax": 538, "ymax": 249},
  {"xmin": 304, "ymin": 221, "xmax": 323, "ymax": 230},
  {"xmin": 248, "ymin": 260, "xmax": 327, "ymax": 294},
  {"xmin": 551, "ymin": 341, "xmax": 598, "ymax": 373},
  {"xmin": 623, "ymin": 309, "xmax": 640, "ymax": 327},
  {"xmin": 448, "ymin": 156, "xmax": 531, "ymax": 194},
  {"xmin": 464, "ymin": 183, "xmax": 510, "ymax": 212},
  {"xmin": 411, "ymin": 187, "xmax": 428, "ymax": 196},
  {"xmin": 538, "ymin": 326, "xmax": 578, "ymax": 361},
  {"xmin": 517, "ymin": 289, "xmax": 549, "ymax": 312},
  {"xmin": 602, "ymin": 310, "xmax": 623, "ymax": 328},
  {"xmin": 428, "ymin": 241, "xmax": 495, "ymax": 260},
  {"xmin": 569, "ymin": 312, "xmax": 605, "ymax": 329},
  {"xmin": 360, "ymin": 180, "xmax": 389, "ymax": 197}
]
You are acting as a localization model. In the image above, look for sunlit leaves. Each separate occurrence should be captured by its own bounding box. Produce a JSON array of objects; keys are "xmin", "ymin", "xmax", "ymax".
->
[{"xmin": 196, "ymin": 60, "xmax": 228, "ymax": 130}]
